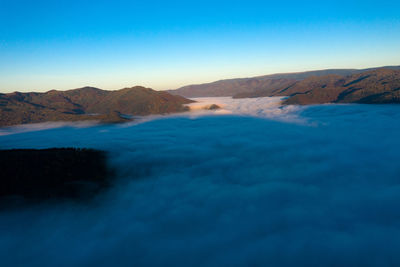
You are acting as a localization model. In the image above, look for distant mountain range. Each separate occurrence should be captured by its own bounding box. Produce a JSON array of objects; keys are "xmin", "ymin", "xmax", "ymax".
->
[
  {"xmin": 0, "ymin": 86, "xmax": 192, "ymax": 127},
  {"xmin": 278, "ymin": 69, "xmax": 400, "ymax": 105},
  {"xmin": 168, "ymin": 66, "xmax": 400, "ymax": 104},
  {"xmin": 2, "ymin": 65, "xmax": 400, "ymax": 127}
]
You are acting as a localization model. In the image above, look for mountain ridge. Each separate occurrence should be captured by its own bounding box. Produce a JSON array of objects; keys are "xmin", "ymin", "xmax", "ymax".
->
[
  {"xmin": 168, "ymin": 65, "xmax": 400, "ymax": 98},
  {"xmin": 0, "ymin": 86, "xmax": 193, "ymax": 127},
  {"xmin": 281, "ymin": 68, "xmax": 400, "ymax": 105}
]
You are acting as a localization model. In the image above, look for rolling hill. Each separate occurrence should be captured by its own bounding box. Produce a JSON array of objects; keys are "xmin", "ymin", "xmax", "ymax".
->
[{"xmin": 0, "ymin": 86, "xmax": 193, "ymax": 127}]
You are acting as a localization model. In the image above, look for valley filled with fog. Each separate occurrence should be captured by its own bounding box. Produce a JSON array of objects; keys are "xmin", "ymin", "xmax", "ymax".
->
[{"xmin": 1, "ymin": 97, "xmax": 400, "ymax": 266}]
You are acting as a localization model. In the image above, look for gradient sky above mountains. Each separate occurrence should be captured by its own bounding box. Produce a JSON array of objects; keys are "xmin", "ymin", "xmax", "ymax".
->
[{"xmin": 1, "ymin": 0, "xmax": 399, "ymax": 92}]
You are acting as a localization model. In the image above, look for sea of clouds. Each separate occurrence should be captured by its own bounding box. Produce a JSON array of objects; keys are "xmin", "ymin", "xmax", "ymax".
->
[{"xmin": 1, "ymin": 97, "xmax": 400, "ymax": 266}]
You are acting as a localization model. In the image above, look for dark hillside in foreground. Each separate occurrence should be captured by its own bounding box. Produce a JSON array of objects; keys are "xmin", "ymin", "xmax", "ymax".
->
[
  {"xmin": 0, "ymin": 148, "xmax": 113, "ymax": 203},
  {"xmin": 0, "ymin": 86, "xmax": 193, "ymax": 127}
]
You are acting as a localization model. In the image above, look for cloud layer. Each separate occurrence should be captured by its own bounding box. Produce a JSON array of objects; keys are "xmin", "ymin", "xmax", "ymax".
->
[
  {"xmin": 187, "ymin": 97, "xmax": 304, "ymax": 122},
  {"xmin": 1, "ymin": 100, "xmax": 400, "ymax": 266}
]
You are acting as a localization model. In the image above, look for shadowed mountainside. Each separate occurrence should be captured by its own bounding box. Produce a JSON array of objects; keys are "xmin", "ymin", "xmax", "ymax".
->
[
  {"xmin": 0, "ymin": 86, "xmax": 193, "ymax": 127},
  {"xmin": 169, "ymin": 77, "xmax": 298, "ymax": 98},
  {"xmin": 168, "ymin": 66, "xmax": 400, "ymax": 98}
]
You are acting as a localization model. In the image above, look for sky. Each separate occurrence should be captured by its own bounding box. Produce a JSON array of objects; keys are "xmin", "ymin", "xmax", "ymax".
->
[{"xmin": 1, "ymin": 0, "xmax": 400, "ymax": 92}]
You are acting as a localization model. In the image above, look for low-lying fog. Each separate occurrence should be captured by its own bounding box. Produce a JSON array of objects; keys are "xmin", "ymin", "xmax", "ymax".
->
[{"xmin": 1, "ymin": 97, "xmax": 400, "ymax": 266}]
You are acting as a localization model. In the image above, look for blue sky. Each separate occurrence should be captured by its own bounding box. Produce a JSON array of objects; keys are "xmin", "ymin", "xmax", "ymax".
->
[{"xmin": 1, "ymin": 0, "xmax": 399, "ymax": 92}]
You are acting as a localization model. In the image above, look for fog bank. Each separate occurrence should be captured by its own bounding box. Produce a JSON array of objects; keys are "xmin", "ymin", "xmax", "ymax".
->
[{"xmin": 1, "ymin": 98, "xmax": 400, "ymax": 266}]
